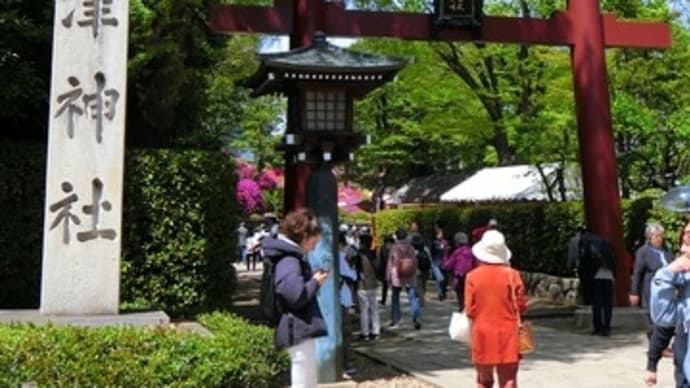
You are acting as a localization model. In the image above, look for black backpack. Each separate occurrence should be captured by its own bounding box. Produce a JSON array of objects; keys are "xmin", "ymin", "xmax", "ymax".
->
[
  {"xmin": 260, "ymin": 257, "xmax": 283, "ymax": 326},
  {"xmin": 260, "ymin": 254, "xmax": 309, "ymax": 326},
  {"xmin": 417, "ymin": 247, "xmax": 431, "ymax": 272}
]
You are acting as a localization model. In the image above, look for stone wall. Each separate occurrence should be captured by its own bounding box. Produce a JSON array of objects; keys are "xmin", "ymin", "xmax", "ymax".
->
[{"xmin": 519, "ymin": 271, "xmax": 579, "ymax": 306}]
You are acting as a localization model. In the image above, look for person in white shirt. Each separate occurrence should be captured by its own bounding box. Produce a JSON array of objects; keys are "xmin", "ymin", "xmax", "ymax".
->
[{"xmin": 246, "ymin": 225, "xmax": 268, "ymax": 271}]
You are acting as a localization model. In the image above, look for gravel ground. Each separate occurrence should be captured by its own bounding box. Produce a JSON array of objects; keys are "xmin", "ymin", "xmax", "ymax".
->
[{"xmin": 230, "ymin": 266, "xmax": 436, "ymax": 387}]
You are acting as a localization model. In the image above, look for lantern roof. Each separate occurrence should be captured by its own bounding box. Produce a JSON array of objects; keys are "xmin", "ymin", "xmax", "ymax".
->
[{"xmin": 244, "ymin": 32, "xmax": 407, "ymax": 97}]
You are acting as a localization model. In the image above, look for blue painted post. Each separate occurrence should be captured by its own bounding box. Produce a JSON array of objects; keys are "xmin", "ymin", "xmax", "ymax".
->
[{"xmin": 306, "ymin": 166, "xmax": 342, "ymax": 383}]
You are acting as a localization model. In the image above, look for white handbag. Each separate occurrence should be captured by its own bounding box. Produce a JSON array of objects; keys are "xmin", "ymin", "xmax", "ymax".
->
[{"xmin": 448, "ymin": 311, "xmax": 471, "ymax": 343}]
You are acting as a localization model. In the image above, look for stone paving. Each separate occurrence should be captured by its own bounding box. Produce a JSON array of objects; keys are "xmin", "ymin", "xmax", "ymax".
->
[
  {"xmin": 233, "ymin": 263, "xmax": 675, "ymax": 387},
  {"xmin": 356, "ymin": 290, "xmax": 676, "ymax": 388}
]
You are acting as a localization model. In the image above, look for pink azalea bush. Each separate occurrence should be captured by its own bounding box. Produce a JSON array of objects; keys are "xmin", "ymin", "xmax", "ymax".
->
[
  {"xmin": 257, "ymin": 169, "xmax": 280, "ymax": 190},
  {"xmin": 236, "ymin": 178, "xmax": 265, "ymax": 215},
  {"xmin": 237, "ymin": 162, "xmax": 256, "ymax": 180},
  {"xmin": 338, "ymin": 184, "xmax": 365, "ymax": 213},
  {"xmin": 235, "ymin": 160, "xmax": 285, "ymax": 215}
]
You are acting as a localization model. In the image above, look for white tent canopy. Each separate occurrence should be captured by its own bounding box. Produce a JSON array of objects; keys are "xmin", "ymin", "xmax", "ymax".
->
[{"xmin": 440, "ymin": 164, "xmax": 582, "ymax": 203}]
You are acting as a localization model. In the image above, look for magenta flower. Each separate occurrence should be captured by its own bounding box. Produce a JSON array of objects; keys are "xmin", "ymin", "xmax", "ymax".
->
[
  {"xmin": 257, "ymin": 170, "xmax": 279, "ymax": 190},
  {"xmin": 338, "ymin": 184, "xmax": 364, "ymax": 213},
  {"xmin": 236, "ymin": 178, "xmax": 265, "ymax": 215},
  {"xmin": 236, "ymin": 160, "xmax": 256, "ymax": 180}
]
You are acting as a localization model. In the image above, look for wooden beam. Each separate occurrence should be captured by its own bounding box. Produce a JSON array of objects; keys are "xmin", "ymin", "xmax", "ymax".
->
[
  {"xmin": 208, "ymin": 2, "xmax": 293, "ymax": 35},
  {"xmin": 602, "ymin": 14, "xmax": 672, "ymax": 49},
  {"xmin": 209, "ymin": 3, "xmax": 670, "ymax": 50},
  {"xmin": 324, "ymin": 6, "xmax": 574, "ymax": 45}
]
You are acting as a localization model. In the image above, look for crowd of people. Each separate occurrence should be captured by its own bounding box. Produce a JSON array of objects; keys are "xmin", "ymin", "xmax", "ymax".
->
[
  {"xmin": 245, "ymin": 207, "xmax": 690, "ymax": 388},
  {"xmin": 568, "ymin": 218, "xmax": 690, "ymax": 387},
  {"xmin": 248, "ymin": 209, "xmax": 529, "ymax": 387}
]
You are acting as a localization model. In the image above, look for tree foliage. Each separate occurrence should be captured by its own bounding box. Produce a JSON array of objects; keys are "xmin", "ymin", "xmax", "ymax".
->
[
  {"xmin": 606, "ymin": 2, "xmax": 690, "ymax": 194},
  {"xmin": 127, "ymin": 0, "xmax": 252, "ymax": 148},
  {"xmin": 0, "ymin": 0, "xmax": 52, "ymax": 141},
  {"xmin": 1, "ymin": 0, "xmax": 278, "ymax": 151},
  {"xmin": 3, "ymin": 0, "xmax": 690, "ymax": 201},
  {"xmin": 350, "ymin": 40, "xmax": 489, "ymax": 190},
  {"xmin": 350, "ymin": 0, "xmax": 578, "ymax": 202}
]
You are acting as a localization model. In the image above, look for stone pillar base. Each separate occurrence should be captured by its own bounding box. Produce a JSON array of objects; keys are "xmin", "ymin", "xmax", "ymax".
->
[{"xmin": 0, "ymin": 310, "xmax": 169, "ymax": 327}]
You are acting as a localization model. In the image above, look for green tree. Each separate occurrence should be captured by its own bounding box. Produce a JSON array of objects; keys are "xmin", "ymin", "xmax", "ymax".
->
[
  {"xmin": 349, "ymin": 0, "xmax": 578, "ymax": 202},
  {"xmin": 1, "ymin": 0, "xmax": 270, "ymax": 149},
  {"xmin": 127, "ymin": 0, "xmax": 233, "ymax": 147},
  {"xmin": 432, "ymin": 0, "xmax": 570, "ymax": 166},
  {"xmin": 0, "ymin": 0, "xmax": 52, "ymax": 142},
  {"xmin": 606, "ymin": 2, "xmax": 690, "ymax": 195},
  {"xmin": 350, "ymin": 39, "xmax": 490, "ymax": 200}
]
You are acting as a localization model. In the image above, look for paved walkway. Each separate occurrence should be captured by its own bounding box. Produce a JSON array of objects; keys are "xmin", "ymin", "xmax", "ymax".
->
[
  {"xmin": 354, "ymin": 292, "xmax": 675, "ymax": 388},
  {"xmin": 232, "ymin": 263, "xmax": 674, "ymax": 387}
]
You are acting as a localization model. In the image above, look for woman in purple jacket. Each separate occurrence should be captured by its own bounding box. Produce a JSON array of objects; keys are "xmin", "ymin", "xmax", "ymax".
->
[
  {"xmin": 442, "ymin": 232, "xmax": 476, "ymax": 311},
  {"xmin": 262, "ymin": 208, "xmax": 329, "ymax": 388}
]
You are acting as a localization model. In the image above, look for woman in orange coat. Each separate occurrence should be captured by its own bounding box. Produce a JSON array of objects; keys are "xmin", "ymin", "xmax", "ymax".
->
[{"xmin": 465, "ymin": 230, "xmax": 527, "ymax": 388}]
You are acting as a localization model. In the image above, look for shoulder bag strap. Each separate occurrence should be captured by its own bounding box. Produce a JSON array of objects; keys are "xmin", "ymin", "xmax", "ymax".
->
[{"xmin": 507, "ymin": 268, "xmax": 522, "ymax": 327}]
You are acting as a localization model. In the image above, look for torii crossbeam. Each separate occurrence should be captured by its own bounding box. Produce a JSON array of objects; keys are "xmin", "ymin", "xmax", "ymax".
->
[{"xmin": 210, "ymin": 0, "xmax": 671, "ymax": 307}]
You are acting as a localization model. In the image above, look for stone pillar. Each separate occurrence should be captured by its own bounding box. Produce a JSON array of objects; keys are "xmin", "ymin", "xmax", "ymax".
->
[
  {"xmin": 41, "ymin": 0, "xmax": 129, "ymax": 314},
  {"xmin": 307, "ymin": 166, "xmax": 342, "ymax": 382}
]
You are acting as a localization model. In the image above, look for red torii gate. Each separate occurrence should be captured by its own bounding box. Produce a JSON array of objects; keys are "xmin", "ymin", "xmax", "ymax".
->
[{"xmin": 210, "ymin": 0, "xmax": 671, "ymax": 305}]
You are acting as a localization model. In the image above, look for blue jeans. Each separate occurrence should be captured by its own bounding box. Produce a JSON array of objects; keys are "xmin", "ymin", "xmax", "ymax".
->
[
  {"xmin": 674, "ymin": 330, "xmax": 690, "ymax": 388},
  {"xmin": 431, "ymin": 260, "xmax": 445, "ymax": 295},
  {"xmin": 238, "ymin": 246, "xmax": 246, "ymax": 263},
  {"xmin": 391, "ymin": 286, "xmax": 421, "ymax": 324}
]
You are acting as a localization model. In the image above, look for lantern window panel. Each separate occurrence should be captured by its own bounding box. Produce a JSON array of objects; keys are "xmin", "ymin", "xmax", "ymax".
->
[{"xmin": 304, "ymin": 89, "xmax": 348, "ymax": 131}]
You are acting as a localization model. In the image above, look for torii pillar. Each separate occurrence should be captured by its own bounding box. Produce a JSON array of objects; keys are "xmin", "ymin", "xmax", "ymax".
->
[{"xmin": 209, "ymin": 0, "xmax": 671, "ymax": 306}]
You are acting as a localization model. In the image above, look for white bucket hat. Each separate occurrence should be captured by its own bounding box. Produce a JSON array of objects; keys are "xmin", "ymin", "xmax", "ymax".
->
[{"xmin": 471, "ymin": 230, "xmax": 512, "ymax": 264}]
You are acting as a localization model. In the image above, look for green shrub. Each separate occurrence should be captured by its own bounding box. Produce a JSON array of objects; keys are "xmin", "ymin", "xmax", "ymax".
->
[
  {"xmin": 0, "ymin": 313, "xmax": 288, "ymax": 386},
  {"xmin": 339, "ymin": 209, "xmax": 373, "ymax": 225},
  {"xmin": 647, "ymin": 197, "xmax": 688, "ymax": 247},
  {"xmin": 374, "ymin": 199, "xmax": 653, "ymax": 276},
  {"xmin": 121, "ymin": 149, "xmax": 239, "ymax": 317},
  {"xmin": 0, "ymin": 142, "xmax": 239, "ymax": 315}
]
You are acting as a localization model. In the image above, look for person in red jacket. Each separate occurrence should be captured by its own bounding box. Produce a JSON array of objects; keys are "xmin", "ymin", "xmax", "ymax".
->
[
  {"xmin": 465, "ymin": 230, "xmax": 527, "ymax": 388},
  {"xmin": 471, "ymin": 218, "xmax": 497, "ymax": 244}
]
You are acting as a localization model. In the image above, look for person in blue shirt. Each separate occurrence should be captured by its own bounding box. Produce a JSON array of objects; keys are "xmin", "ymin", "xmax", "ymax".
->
[
  {"xmin": 339, "ymin": 233, "xmax": 358, "ymax": 377},
  {"xmin": 650, "ymin": 249, "xmax": 690, "ymax": 387}
]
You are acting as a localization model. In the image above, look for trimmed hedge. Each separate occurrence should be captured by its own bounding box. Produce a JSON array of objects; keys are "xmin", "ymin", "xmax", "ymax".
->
[
  {"xmin": 0, "ymin": 142, "xmax": 238, "ymax": 316},
  {"xmin": 374, "ymin": 199, "xmax": 654, "ymax": 276},
  {"xmin": 0, "ymin": 312, "xmax": 288, "ymax": 386},
  {"xmin": 122, "ymin": 149, "xmax": 238, "ymax": 316}
]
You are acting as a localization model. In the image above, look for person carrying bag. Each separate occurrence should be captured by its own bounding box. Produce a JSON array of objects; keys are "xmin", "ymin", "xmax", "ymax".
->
[{"xmin": 464, "ymin": 230, "xmax": 528, "ymax": 388}]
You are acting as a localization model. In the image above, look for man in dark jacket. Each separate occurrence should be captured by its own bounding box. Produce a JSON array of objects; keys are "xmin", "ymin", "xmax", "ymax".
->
[
  {"xmin": 567, "ymin": 226, "xmax": 593, "ymax": 305},
  {"xmin": 583, "ymin": 232, "xmax": 616, "ymax": 336},
  {"xmin": 630, "ymin": 223, "xmax": 673, "ymax": 310}
]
